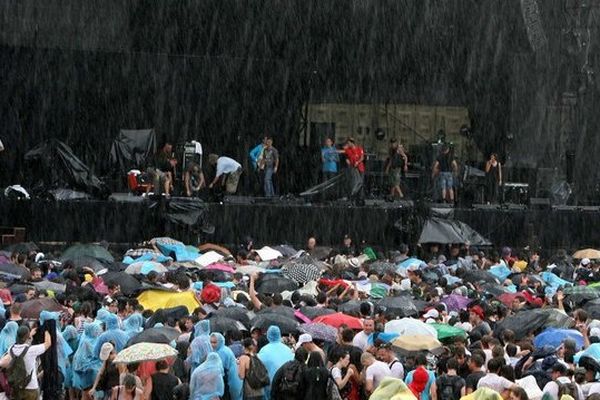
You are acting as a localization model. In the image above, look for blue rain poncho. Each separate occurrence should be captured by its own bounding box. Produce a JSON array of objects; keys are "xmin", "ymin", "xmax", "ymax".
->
[
  {"xmin": 93, "ymin": 312, "xmax": 128, "ymax": 356},
  {"xmin": 62, "ymin": 325, "xmax": 80, "ymax": 389},
  {"xmin": 190, "ymin": 352, "xmax": 225, "ymax": 400},
  {"xmin": 123, "ymin": 313, "xmax": 144, "ymax": 339},
  {"xmin": 211, "ymin": 333, "xmax": 242, "ymax": 400},
  {"xmin": 258, "ymin": 326, "xmax": 294, "ymax": 399},
  {"xmin": 72, "ymin": 322, "xmax": 103, "ymax": 390},
  {"xmin": 189, "ymin": 320, "xmax": 211, "ymax": 371},
  {"xmin": 40, "ymin": 310, "xmax": 74, "ymax": 378},
  {"xmin": 95, "ymin": 308, "xmax": 111, "ymax": 324},
  {"xmin": 0, "ymin": 321, "xmax": 18, "ymax": 355}
]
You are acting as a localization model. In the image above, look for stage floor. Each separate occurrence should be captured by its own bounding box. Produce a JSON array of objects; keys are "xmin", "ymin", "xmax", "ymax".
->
[{"xmin": 0, "ymin": 197, "xmax": 597, "ymax": 251}]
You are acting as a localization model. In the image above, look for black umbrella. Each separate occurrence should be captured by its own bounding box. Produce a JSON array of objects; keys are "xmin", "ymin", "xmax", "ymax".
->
[
  {"xmin": 251, "ymin": 314, "xmax": 299, "ymax": 335},
  {"xmin": 0, "ymin": 263, "xmax": 29, "ymax": 278},
  {"xmin": 367, "ymin": 261, "xmax": 397, "ymax": 276},
  {"xmin": 462, "ymin": 270, "xmax": 499, "ymax": 285},
  {"xmin": 8, "ymin": 283, "xmax": 35, "ymax": 295},
  {"xmin": 256, "ymin": 306, "xmax": 296, "ymax": 320},
  {"xmin": 337, "ymin": 300, "xmax": 364, "ymax": 316},
  {"xmin": 67, "ymin": 256, "xmax": 111, "ymax": 275},
  {"xmin": 4, "ymin": 242, "xmax": 39, "ymax": 254},
  {"xmin": 208, "ymin": 316, "xmax": 247, "ymax": 334},
  {"xmin": 127, "ymin": 327, "xmax": 182, "ymax": 346},
  {"xmin": 376, "ymin": 296, "xmax": 419, "ymax": 318},
  {"xmin": 60, "ymin": 243, "xmax": 114, "ymax": 263},
  {"xmin": 21, "ymin": 298, "xmax": 63, "ymax": 319},
  {"xmin": 32, "ymin": 280, "xmax": 67, "ymax": 294},
  {"xmin": 255, "ymin": 274, "xmax": 298, "ymax": 294},
  {"xmin": 211, "ymin": 307, "xmax": 251, "ymax": 329},
  {"xmin": 584, "ymin": 299, "xmax": 600, "ymax": 319},
  {"xmin": 300, "ymin": 306, "xmax": 336, "ymax": 320},
  {"xmin": 496, "ymin": 309, "xmax": 554, "ymax": 340},
  {"xmin": 102, "ymin": 272, "xmax": 141, "ymax": 296},
  {"xmin": 144, "ymin": 306, "xmax": 190, "ymax": 329}
]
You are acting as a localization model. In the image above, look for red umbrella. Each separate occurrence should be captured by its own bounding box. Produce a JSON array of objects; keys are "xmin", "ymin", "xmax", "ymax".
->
[{"xmin": 313, "ymin": 312, "xmax": 363, "ymax": 330}]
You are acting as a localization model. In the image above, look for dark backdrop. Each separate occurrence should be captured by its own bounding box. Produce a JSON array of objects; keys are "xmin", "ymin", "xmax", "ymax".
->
[{"xmin": 1, "ymin": 0, "xmax": 599, "ymax": 196}]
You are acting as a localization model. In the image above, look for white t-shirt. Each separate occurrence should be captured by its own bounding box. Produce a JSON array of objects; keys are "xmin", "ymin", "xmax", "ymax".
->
[
  {"xmin": 545, "ymin": 378, "xmax": 584, "ymax": 400},
  {"xmin": 477, "ymin": 373, "xmax": 513, "ymax": 393},
  {"xmin": 216, "ymin": 157, "xmax": 241, "ymax": 177},
  {"xmin": 366, "ymin": 361, "xmax": 392, "ymax": 390},
  {"xmin": 10, "ymin": 343, "xmax": 47, "ymax": 390},
  {"xmin": 331, "ymin": 366, "xmax": 343, "ymax": 380},
  {"xmin": 389, "ymin": 358, "xmax": 404, "ymax": 380},
  {"xmin": 352, "ymin": 331, "xmax": 369, "ymax": 351}
]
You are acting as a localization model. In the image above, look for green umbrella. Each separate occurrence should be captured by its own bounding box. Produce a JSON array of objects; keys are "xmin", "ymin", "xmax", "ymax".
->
[
  {"xmin": 563, "ymin": 286, "xmax": 600, "ymax": 296},
  {"xmin": 431, "ymin": 323, "xmax": 467, "ymax": 341}
]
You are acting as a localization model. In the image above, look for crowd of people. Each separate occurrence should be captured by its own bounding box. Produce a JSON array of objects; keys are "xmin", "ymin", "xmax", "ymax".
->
[{"xmin": 0, "ymin": 236, "xmax": 599, "ymax": 400}]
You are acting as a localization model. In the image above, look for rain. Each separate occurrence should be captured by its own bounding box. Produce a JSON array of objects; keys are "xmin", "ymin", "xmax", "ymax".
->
[{"xmin": 2, "ymin": 1, "xmax": 600, "ymax": 400}]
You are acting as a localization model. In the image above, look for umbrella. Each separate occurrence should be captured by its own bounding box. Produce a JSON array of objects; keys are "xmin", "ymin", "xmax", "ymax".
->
[
  {"xmin": 281, "ymin": 261, "xmax": 322, "ymax": 284},
  {"xmin": 462, "ymin": 270, "xmax": 499, "ymax": 285},
  {"xmin": 256, "ymin": 306, "xmax": 296, "ymax": 320},
  {"xmin": 534, "ymin": 328, "xmax": 584, "ymax": 350},
  {"xmin": 21, "ymin": 298, "xmax": 63, "ymax": 319},
  {"xmin": 573, "ymin": 249, "xmax": 600, "ymax": 260},
  {"xmin": 392, "ymin": 335, "xmax": 443, "ymax": 355},
  {"xmin": 398, "ymin": 258, "xmax": 426, "ymax": 269},
  {"xmin": 144, "ymin": 306, "xmax": 190, "ymax": 329},
  {"xmin": 418, "ymin": 217, "xmax": 491, "ymax": 246},
  {"xmin": 8, "ymin": 283, "xmax": 35, "ymax": 295},
  {"xmin": 497, "ymin": 293, "xmax": 524, "ymax": 308},
  {"xmin": 384, "ymin": 318, "xmax": 438, "ymax": 338},
  {"xmin": 564, "ymin": 285, "xmax": 600, "ymax": 296},
  {"xmin": 497, "ymin": 309, "xmax": 555, "ymax": 339},
  {"xmin": 114, "ymin": 343, "xmax": 177, "ymax": 364},
  {"xmin": 102, "ymin": 272, "xmax": 142, "ymax": 296},
  {"xmin": 313, "ymin": 313, "xmax": 363, "ymax": 330},
  {"xmin": 440, "ymin": 295, "xmax": 472, "ymax": 312},
  {"xmin": 537, "ymin": 309, "xmax": 574, "ymax": 329},
  {"xmin": 4, "ymin": 242, "xmax": 39, "ymax": 254},
  {"xmin": 211, "ymin": 307, "xmax": 251, "ymax": 329},
  {"xmin": 431, "ymin": 323, "xmax": 467, "ymax": 341},
  {"xmin": 255, "ymin": 274, "xmax": 298, "ymax": 294},
  {"xmin": 32, "ymin": 280, "xmax": 66, "ymax": 294},
  {"xmin": 299, "ymin": 306, "xmax": 336, "ymax": 320},
  {"xmin": 584, "ymin": 299, "xmax": 600, "ymax": 319},
  {"xmin": 0, "ymin": 263, "xmax": 29, "ymax": 278},
  {"xmin": 125, "ymin": 261, "xmax": 168, "ymax": 275},
  {"xmin": 368, "ymin": 261, "xmax": 397, "ymax": 276},
  {"xmin": 67, "ymin": 256, "xmax": 111, "ymax": 275},
  {"xmin": 298, "ymin": 322, "xmax": 338, "ymax": 342},
  {"xmin": 336, "ymin": 300, "xmax": 363, "ymax": 316},
  {"xmin": 127, "ymin": 327, "xmax": 182, "ymax": 346},
  {"xmin": 251, "ymin": 314, "xmax": 299, "ymax": 335},
  {"xmin": 60, "ymin": 243, "xmax": 114, "ymax": 263},
  {"xmin": 376, "ymin": 296, "xmax": 419, "ymax": 318},
  {"xmin": 208, "ymin": 316, "xmax": 247, "ymax": 334}
]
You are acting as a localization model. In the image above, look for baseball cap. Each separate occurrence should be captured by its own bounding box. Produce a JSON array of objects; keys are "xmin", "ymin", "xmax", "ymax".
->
[
  {"xmin": 295, "ymin": 333, "xmax": 313, "ymax": 350},
  {"xmin": 582, "ymin": 258, "xmax": 591, "ymax": 266},
  {"xmin": 470, "ymin": 305, "xmax": 485, "ymax": 320},
  {"xmin": 99, "ymin": 342, "xmax": 114, "ymax": 361},
  {"xmin": 423, "ymin": 309, "xmax": 439, "ymax": 320}
]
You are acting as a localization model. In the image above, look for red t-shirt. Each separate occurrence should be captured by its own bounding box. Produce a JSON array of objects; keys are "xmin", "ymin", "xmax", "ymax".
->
[{"xmin": 345, "ymin": 146, "xmax": 365, "ymax": 173}]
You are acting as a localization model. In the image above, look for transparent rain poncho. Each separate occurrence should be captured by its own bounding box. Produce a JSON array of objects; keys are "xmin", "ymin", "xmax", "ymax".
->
[
  {"xmin": 123, "ymin": 313, "xmax": 145, "ymax": 339},
  {"xmin": 72, "ymin": 322, "xmax": 103, "ymax": 390},
  {"xmin": 257, "ymin": 325, "xmax": 294, "ymax": 399},
  {"xmin": 189, "ymin": 320, "xmax": 211, "ymax": 371},
  {"xmin": 211, "ymin": 332, "xmax": 242, "ymax": 400},
  {"xmin": 0, "ymin": 321, "xmax": 18, "ymax": 355},
  {"xmin": 189, "ymin": 352, "xmax": 225, "ymax": 400},
  {"xmin": 93, "ymin": 312, "xmax": 128, "ymax": 356}
]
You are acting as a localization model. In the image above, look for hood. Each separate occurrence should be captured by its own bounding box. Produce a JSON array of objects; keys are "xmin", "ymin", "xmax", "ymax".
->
[
  {"xmin": 267, "ymin": 325, "xmax": 282, "ymax": 343},
  {"xmin": 211, "ymin": 332, "xmax": 226, "ymax": 351},
  {"xmin": 61, "ymin": 325, "xmax": 79, "ymax": 341},
  {"xmin": 84, "ymin": 321, "xmax": 103, "ymax": 338},
  {"xmin": 96, "ymin": 308, "xmax": 111, "ymax": 323},
  {"xmin": 124, "ymin": 314, "xmax": 144, "ymax": 333},
  {"xmin": 105, "ymin": 313, "xmax": 120, "ymax": 330},
  {"xmin": 40, "ymin": 310, "xmax": 60, "ymax": 325},
  {"xmin": 194, "ymin": 319, "xmax": 211, "ymax": 337}
]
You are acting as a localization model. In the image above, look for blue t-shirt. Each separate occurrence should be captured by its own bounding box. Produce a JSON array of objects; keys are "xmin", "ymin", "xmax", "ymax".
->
[
  {"xmin": 321, "ymin": 146, "xmax": 339, "ymax": 173},
  {"xmin": 405, "ymin": 369, "xmax": 436, "ymax": 400}
]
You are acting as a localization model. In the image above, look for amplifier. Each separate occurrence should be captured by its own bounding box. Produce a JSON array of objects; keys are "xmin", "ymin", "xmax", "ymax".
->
[{"xmin": 503, "ymin": 182, "xmax": 529, "ymax": 205}]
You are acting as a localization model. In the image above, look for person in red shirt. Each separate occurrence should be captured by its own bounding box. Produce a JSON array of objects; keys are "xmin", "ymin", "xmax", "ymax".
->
[{"xmin": 344, "ymin": 138, "xmax": 365, "ymax": 204}]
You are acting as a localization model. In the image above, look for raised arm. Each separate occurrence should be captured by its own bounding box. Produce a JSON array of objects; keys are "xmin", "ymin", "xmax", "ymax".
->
[{"xmin": 249, "ymin": 273, "xmax": 264, "ymax": 311}]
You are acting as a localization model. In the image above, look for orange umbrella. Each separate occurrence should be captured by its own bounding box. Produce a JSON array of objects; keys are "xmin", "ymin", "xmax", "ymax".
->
[{"xmin": 313, "ymin": 312, "xmax": 363, "ymax": 330}]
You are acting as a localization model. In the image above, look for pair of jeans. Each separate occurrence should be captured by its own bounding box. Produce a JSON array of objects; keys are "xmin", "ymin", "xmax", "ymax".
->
[{"xmin": 264, "ymin": 166, "xmax": 275, "ymax": 197}]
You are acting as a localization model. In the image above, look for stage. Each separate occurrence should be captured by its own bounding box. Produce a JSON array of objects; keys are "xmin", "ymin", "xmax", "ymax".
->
[{"xmin": 0, "ymin": 196, "xmax": 599, "ymax": 252}]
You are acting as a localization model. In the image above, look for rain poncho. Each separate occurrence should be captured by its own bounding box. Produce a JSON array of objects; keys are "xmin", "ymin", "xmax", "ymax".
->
[
  {"xmin": 61, "ymin": 325, "xmax": 80, "ymax": 389},
  {"xmin": 72, "ymin": 322, "xmax": 103, "ymax": 390},
  {"xmin": 0, "ymin": 321, "xmax": 18, "ymax": 355},
  {"xmin": 461, "ymin": 387, "xmax": 503, "ymax": 400},
  {"xmin": 123, "ymin": 313, "xmax": 144, "ymax": 339},
  {"xmin": 189, "ymin": 320, "xmax": 211, "ymax": 371},
  {"xmin": 370, "ymin": 377, "xmax": 416, "ymax": 400},
  {"xmin": 95, "ymin": 308, "xmax": 111, "ymax": 324},
  {"xmin": 190, "ymin": 352, "xmax": 225, "ymax": 400},
  {"xmin": 40, "ymin": 310, "xmax": 74, "ymax": 378},
  {"xmin": 541, "ymin": 271, "xmax": 572, "ymax": 296},
  {"xmin": 258, "ymin": 326, "xmax": 294, "ymax": 399},
  {"xmin": 93, "ymin": 313, "xmax": 128, "ymax": 356},
  {"xmin": 211, "ymin": 333, "xmax": 242, "ymax": 400}
]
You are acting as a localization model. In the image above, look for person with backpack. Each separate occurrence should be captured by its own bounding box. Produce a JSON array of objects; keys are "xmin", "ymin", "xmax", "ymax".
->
[
  {"xmin": 331, "ymin": 350, "xmax": 358, "ymax": 400},
  {"xmin": 300, "ymin": 351, "xmax": 329, "ymax": 400},
  {"xmin": 238, "ymin": 338, "xmax": 267, "ymax": 400},
  {"xmin": 431, "ymin": 358, "xmax": 466, "ymax": 400},
  {"xmin": 271, "ymin": 347, "xmax": 308, "ymax": 400},
  {"xmin": 8, "ymin": 324, "xmax": 52, "ymax": 400},
  {"xmin": 542, "ymin": 363, "xmax": 583, "ymax": 400}
]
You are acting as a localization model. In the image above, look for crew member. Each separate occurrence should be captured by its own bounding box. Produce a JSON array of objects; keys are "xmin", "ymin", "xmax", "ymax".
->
[
  {"xmin": 208, "ymin": 154, "xmax": 243, "ymax": 194},
  {"xmin": 344, "ymin": 137, "xmax": 365, "ymax": 205},
  {"xmin": 184, "ymin": 161, "xmax": 205, "ymax": 197},
  {"xmin": 385, "ymin": 139, "xmax": 408, "ymax": 199},
  {"xmin": 432, "ymin": 144, "xmax": 458, "ymax": 203}
]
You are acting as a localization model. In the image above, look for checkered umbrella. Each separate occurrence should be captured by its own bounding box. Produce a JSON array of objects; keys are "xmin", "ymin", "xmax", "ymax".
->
[
  {"xmin": 299, "ymin": 323, "xmax": 337, "ymax": 342},
  {"xmin": 564, "ymin": 285, "xmax": 600, "ymax": 296},
  {"xmin": 282, "ymin": 257, "xmax": 323, "ymax": 284}
]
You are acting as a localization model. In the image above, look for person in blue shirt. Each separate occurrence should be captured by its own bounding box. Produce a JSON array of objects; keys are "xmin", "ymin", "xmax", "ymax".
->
[
  {"xmin": 321, "ymin": 137, "xmax": 339, "ymax": 182},
  {"xmin": 249, "ymin": 136, "xmax": 267, "ymax": 195}
]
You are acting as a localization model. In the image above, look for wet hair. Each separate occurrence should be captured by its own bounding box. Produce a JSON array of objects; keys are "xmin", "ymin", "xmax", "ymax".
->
[
  {"xmin": 509, "ymin": 386, "xmax": 528, "ymax": 400},
  {"xmin": 242, "ymin": 338, "xmax": 254, "ymax": 349},
  {"xmin": 123, "ymin": 374, "xmax": 137, "ymax": 389},
  {"xmin": 331, "ymin": 350, "xmax": 349, "ymax": 364},
  {"xmin": 295, "ymin": 347, "xmax": 309, "ymax": 363},
  {"xmin": 316, "ymin": 292, "xmax": 327, "ymax": 304},
  {"xmin": 492, "ymin": 345, "xmax": 505, "ymax": 359},
  {"xmin": 447, "ymin": 358, "xmax": 459, "ymax": 371},
  {"xmin": 500, "ymin": 365, "xmax": 515, "ymax": 381},
  {"xmin": 341, "ymin": 328, "xmax": 355, "ymax": 343},
  {"xmin": 360, "ymin": 302, "xmax": 371, "ymax": 317},
  {"xmin": 506, "ymin": 343, "xmax": 517, "ymax": 357},
  {"xmin": 156, "ymin": 360, "xmax": 168, "ymax": 370},
  {"xmin": 415, "ymin": 353, "xmax": 427, "ymax": 367},
  {"xmin": 470, "ymin": 354, "xmax": 484, "ymax": 368},
  {"xmin": 272, "ymin": 293, "xmax": 283, "ymax": 306},
  {"xmin": 487, "ymin": 357, "xmax": 505, "ymax": 373},
  {"xmin": 16, "ymin": 326, "xmax": 30, "ymax": 344}
]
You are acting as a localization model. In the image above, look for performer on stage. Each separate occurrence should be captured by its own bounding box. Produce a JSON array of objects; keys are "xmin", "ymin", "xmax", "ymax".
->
[
  {"xmin": 432, "ymin": 144, "xmax": 458, "ymax": 203},
  {"xmin": 485, "ymin": 153, "xmax": 502, "ymax": 203},
  {"xmin": 344, "ymin": 137, "xmax": 365, "ymax": 205},
  {"xmin": 321, "ymin": 137, "xmax": 339, "ymax": 182},
  {"xmin": 208, "ymin": 154, "xmax": 243, "ymax": 194},
  {"xmin": 147, "ymin": 142, "xmax": 177, "ymax": 196},
  {"xmin": 257, "ymin": 137, "xmax": 279, "ymax": 197},
  {"xmin": 385, "ymin": 139, "xmax": 408, "ymax": 199}
]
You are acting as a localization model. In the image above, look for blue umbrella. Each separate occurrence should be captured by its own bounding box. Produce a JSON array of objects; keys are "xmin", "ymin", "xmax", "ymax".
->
[
  {"xmin": 534, "ymin": 328, "xmax": 584, "ymax": 351},
  {"xmin": 397, "ymin": 258, "xmax": 426, "ymax": 270}
]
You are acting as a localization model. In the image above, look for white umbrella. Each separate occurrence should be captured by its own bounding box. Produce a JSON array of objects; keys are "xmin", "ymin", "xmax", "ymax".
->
[
  {"xmin": 384, "ymin": 318, "xmax": 438, "ymax": 338},
  {"xmin": 124, "ymin": 261, "xmax": 167, "ymax": 275}
]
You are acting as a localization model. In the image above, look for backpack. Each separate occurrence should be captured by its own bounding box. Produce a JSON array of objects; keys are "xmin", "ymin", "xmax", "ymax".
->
[
  {"xmin": 277, "ymin": 361, "xmax": 303, "ymax": 394},
  {"xmin": 246, "ymin": 355, "xmax": 270, "ymax": 390},
  {"xmin": 8, "ymin": 345, "xmax": 32, "ymax": 392},
  {"xmin": 437, "ymin": 375, "xmax": 463, "ymax": 400}
]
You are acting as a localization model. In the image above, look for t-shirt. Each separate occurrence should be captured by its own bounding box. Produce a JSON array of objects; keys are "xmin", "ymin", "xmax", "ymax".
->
[
  {"xmin": 389, "ymin": 359, "xmax": 404, "ymax": 380},
  {"xmin": 351, "ymin": 331, "xmax": 369, "ymax": 351},
  {"xmin": 465, "ymin": 371, "xmax": 486, "ymax": 392},
  {"xmin": 261, "ymin": 147, "xmax": 279, "ymax": 169},
  {"xmin": 345, "ymin": 146, "xmax": 365, "ymax": 173},
  {"xmin": 366, "ymin": 361, "xmax": 392, "ymax": 390},
  {"xmin": 543, "ymin": 377, "xmax": 583, "ymax": 400},
  {"xmin": 471, "ymin": 321, "xmax": 491, "ymax": 338},
  {"xmin": 405, "ymin": 369, "xmax": 437, "ymax": 400},
  {"xmin": 321, "ymin": 146, "xmax": 339, "ymax": 173},
  {"xmin": 215, "ymin": 157, "xmax": 242, "ymax": 177},
  {"xmin": 10, "ymin": 343, "xmax": 47, "ymax": 390},
  {"xmin": 436, "ymin": 153, "xmax": 453, "ymax": 172},
  {"xmin": 477, "ymin": 373, "xmax": 513, "ymax": 393},
  {"xmin": 326, "ymin": 343, "xmax": 363, "ymax": 372}
]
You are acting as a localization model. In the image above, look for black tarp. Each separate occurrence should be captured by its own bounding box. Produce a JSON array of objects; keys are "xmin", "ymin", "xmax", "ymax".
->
[
  {"xmin": 109, "ymin": 129, "xmax": 157, "ymax": 173},
  {"xmin": 418, "ymin": 217, "xmax": 491, "ymax": 245},
  {"xmin": 151, "ymin": 197, "xmax": 215, "ymax": 234},
  {"xmin": 24, "ymin": 139, "xmax": 109, "ymax": 198}
]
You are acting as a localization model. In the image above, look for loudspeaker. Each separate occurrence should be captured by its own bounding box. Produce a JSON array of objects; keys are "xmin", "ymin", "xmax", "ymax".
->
[{"xmin": 529, "ymin": 197, "xmax": 551, "ymax": 210}]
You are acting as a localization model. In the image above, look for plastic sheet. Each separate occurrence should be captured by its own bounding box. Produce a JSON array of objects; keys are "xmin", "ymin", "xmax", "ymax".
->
[
  {"xmin": 109, "ymin": 129, "xmax": 157, "ymax": 173},
  {"xmin": 418, "ymin": 217, "xmax": 491, "ymax": 245}
]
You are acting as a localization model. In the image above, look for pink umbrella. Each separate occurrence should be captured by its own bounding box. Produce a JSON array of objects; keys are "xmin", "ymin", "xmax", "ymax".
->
[
  {"xmin": 440, "ymin": 294, "xmax": 472, "ymax": 312},
  {"xmin": 294, "ymin": 309, "xmax": 312, "ymax": 324},
  {"xmin": 204, "ymin": 263, "xmax": 236, "ymax": 274}
]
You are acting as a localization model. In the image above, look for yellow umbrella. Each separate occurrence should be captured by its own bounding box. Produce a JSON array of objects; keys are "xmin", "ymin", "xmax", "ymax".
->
[
  {"xmin": 573, "ymin": 248, "xmax": 600, "ymax": 260},
  {"xmin": 392, "ymin": 335, "xmax": 443, "ymax": 355},
  {"xmin": 137, "ymin": 289, "xmax": 200, "ymax": 313}
]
